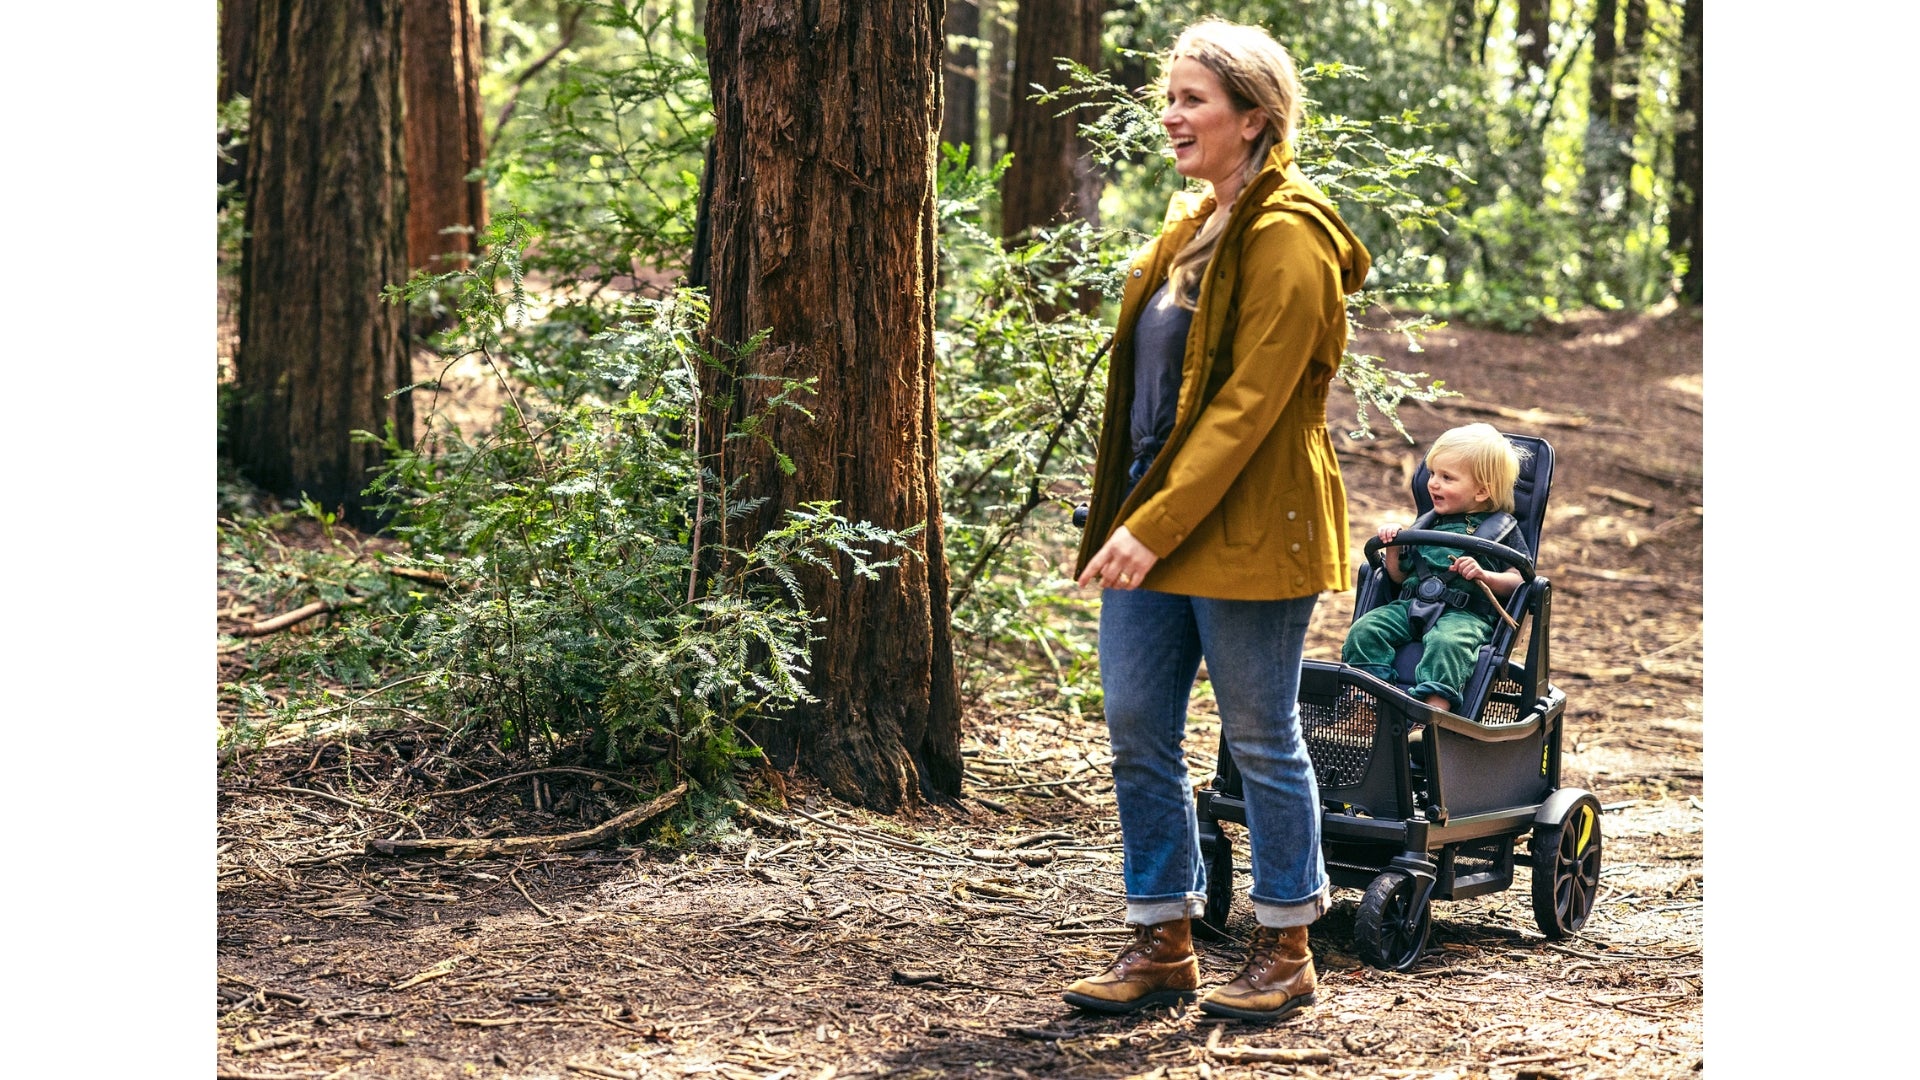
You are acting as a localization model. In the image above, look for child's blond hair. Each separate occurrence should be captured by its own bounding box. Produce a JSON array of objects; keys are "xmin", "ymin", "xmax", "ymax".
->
[{"xmin": 1426, "ymin": 423, "xmax": 1527, "ymax": 514}]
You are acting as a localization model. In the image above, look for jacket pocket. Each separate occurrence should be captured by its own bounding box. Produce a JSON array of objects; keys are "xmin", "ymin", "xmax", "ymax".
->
[{"xmin": 1220, "ymin": 444, "xmax": 1304, "ymax": 548}]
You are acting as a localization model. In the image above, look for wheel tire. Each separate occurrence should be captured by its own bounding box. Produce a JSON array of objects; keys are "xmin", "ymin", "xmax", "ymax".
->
[
  {"xmin": 1195, "ymin": 830, "xmax": 1235, "ymax": 941},
  {"xmin": 1531, "ymin": 798, "xmax": 1603, "ymax": 939},
  {"xmin": 1354, "ymin": 869, "xmax": 1432, "ymax": 971}
]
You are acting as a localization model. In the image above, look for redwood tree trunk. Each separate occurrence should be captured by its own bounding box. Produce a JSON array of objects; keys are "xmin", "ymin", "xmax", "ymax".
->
[
  {"xmin": 702, "ymin": 0, "xmax": 961, "ymax": 811},
  {"xmin": 1000, "ymin": 0, "xmax": 1102, "ymax": 239},
  {"xmin": 942, "ymin": 0, "xmax": 980, "ymax": 164},
  {"xmin": 234, "ymin": 0, "xmax": 413, "ymax": 530},
  {"xmin": 403, "ymin": 0, "xmax": 489, "ymax": 273},
  {"xmin": 1513, "ymin": 0, "xmax": 1551, "ymax": 86},
  {"xmin": 218, "ymin": 0, "xmax": 259, "ymax": 195},
  {"xmin": 1670, "ymin": 0, "xmax": 1702, "ymax": 304}
]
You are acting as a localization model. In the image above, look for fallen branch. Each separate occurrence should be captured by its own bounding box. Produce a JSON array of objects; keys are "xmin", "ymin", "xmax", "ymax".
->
[
  {"xmin": 238, "ymin": 596, "xmax": 365, "ymax": 636},
  {"xmin": 565, "ymin": 1064, "xmax": 637, "ymax": 1080},
  {"xmin": 1436, "ymin": 399, "xmax": 1591, "ymax": 429},
  {"xmin": 1587, "ymin": 485, "xmax": 1655, "ymax": 511},
  {"xmin": 1207, "ymin": 1044, "xmax": 1333, "ymax": 1064},
  {"xmin": 365, "ymin": 781, "xmax": 688, "ymax": 859},
  {"xmin": 435, "ymin": 766, "xmax": 649, "ymax": 799}
]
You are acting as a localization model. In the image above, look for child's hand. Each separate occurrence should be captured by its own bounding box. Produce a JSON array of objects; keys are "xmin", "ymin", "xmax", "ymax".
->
[
  {"xmin": 1377, "ymin": 522, "xmax": 1403, "ymax": 543},
  {"xmin": 1450, "ymin": 555, "xmax": 1483, "ymax": 581}
]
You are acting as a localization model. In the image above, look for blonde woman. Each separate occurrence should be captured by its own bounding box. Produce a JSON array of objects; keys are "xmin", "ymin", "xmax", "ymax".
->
[{"xmin": 1067, "ymin": 18, "xmax": 1370, "ymax": 1021}]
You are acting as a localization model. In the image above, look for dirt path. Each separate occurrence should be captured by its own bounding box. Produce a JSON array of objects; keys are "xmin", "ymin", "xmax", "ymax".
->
[{"xmin": 217, "ymin": 305, "xmax": 1703, "ymax": 1079}]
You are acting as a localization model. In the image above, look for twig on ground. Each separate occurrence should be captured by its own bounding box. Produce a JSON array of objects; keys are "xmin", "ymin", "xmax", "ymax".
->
[
  {"xmin": 365, "ymin": 781, "xmax": 687, "ymax": 858},
  {"xmin": 435, "ymin": 766, "xmax": 650, "ymax": 799},
  {"xmin": 511, "ymin": 867, "xmax": 562, "ymax": 921},
  {"xmin": 239, "ymin": 597, "xmax": 367, "ymax": 636}
]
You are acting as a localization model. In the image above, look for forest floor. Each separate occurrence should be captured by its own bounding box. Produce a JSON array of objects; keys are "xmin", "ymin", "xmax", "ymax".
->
[{"xmin": 216, "ymin": 302, "xmax": 1704, "ymax": 1080}]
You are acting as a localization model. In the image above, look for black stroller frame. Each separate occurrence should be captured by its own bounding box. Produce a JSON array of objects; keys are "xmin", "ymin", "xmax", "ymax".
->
[{"xmin": 1193, "ymin": 432, "xmax": 1602, "ymax": 970}]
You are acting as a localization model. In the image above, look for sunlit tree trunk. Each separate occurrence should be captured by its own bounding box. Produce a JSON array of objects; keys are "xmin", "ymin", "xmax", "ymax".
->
[
  {"xmin": 233, "ymin": 0, "xmax": 413, "ymax": 530},
  {"xmin": 403, "ymin": 0, "xmax": 489, "ymax": 273},
  {"xmin": 1001, "ymin": 0, "xmax": 1102, "ymax": 239},
  {"xmin": 702, "ymin": 0, "xmax": 961, "ymax": 811}
]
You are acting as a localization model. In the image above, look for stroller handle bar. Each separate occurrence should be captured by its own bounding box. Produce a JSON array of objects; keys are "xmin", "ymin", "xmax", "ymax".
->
[{"xmin": 1363, "ymin": 530, "xmax": 1537, "ymax": 582}]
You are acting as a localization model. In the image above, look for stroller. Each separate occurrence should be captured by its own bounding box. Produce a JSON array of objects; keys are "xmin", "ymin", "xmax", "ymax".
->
[{"xmin": 1193, "ymin": 432, "xmax": 1601, "ymax": 970}]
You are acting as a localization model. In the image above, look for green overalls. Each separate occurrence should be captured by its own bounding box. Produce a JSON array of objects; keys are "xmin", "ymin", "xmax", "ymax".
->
[{"xmin": 1339, "ymin": 513, "xmax": 1529, "ymax": 711}]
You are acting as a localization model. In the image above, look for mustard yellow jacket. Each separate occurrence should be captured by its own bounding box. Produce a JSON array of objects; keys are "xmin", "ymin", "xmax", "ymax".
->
[{"xmin": 1074, "ymin": 143, "xmax": 1371, "ymax": 600}]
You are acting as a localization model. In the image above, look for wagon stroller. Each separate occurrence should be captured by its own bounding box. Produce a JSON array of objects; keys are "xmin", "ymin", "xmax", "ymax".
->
[{"xmin": 1193, "ymin": 431, "xmax": 1601, "ymax": 970}]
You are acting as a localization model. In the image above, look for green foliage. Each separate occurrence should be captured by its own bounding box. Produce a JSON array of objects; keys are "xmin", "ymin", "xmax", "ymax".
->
[
  {"xmin": 362, "ymin": 223, "xmax": 915, "ymax": 786},
  {"xmin": 487, "ymin": 1, "xmax": 710, "ymax": 301}
]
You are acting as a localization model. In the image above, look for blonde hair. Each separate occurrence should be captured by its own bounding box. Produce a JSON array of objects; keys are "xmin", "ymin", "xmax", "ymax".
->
[
  {"xmin": 1161, "ymin": 19, "xmax": 1305, "ymax": 310},
  {"xmin": 1427, "ymin": 423, "xmax": 1528, "ymax": 514}
]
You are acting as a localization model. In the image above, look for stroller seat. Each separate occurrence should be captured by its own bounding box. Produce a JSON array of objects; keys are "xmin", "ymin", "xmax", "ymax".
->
[{"xmin": 1194, "ymin": 431, "xmax": 1599, "ymax": 972}]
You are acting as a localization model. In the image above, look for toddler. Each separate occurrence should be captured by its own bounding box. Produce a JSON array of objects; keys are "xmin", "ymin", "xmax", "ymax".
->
[{"xmin": 1341, "ymin": 423, "xmax": 1530, "ymax": 713}]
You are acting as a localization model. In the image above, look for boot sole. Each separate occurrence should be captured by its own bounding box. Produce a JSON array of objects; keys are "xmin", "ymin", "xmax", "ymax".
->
[
  {"xmin": 1061, "ymin": 988, "xmax": 1197, "ymax": 1015},
  {"xmin": 1196, "ymin": 990, "xmax": 1316, "ymax": 1022}
]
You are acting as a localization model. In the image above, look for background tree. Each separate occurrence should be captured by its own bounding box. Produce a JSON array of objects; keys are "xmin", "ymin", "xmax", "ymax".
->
[
  {"xmin": 942, "ymin": 0, "xmax": 981, "ymax": 164},
  {"xmin": 702, "ymin": 0, "xmax": 961, "ymax": 810},
  {"xmin": 1001, "ymin": 0, "xmax": 1104, "ymax": 238},
  {"xmin": 403, "ymin": 0, "xmax": 490, "ymax": 273},
  {"xmin": 232, "ymin": 0, "xmax": 413, "ymax": 530},
  {"xmin": 217, "ymin": 0, "xmax": 259, "ymax": 196},
  {"xmin": 1669, "ymin": 0, "xmax": 1701, "ymax": 304},
  {"xmin": 1581, "ymin": 0, "xmax": 1648, "ymax": 300}
]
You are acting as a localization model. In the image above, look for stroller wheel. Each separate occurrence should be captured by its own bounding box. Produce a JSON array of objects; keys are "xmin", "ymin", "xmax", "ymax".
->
[
  {"xmin": 1195, "ymin": 827, "xmax": 1235, "ymax": 941},
  {"xmin": 1531, "ymin": 797, "xmax": 1603, "ymax": 939},
  {"xmin": 1355, "ymin": 869, "xmax": 1432, "ymax": 971}
]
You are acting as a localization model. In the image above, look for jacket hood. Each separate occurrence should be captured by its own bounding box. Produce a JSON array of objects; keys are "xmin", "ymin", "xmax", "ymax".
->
[{"xmin": 1165, "ymin": 142, "xmax": 1372, "ymax": 295}]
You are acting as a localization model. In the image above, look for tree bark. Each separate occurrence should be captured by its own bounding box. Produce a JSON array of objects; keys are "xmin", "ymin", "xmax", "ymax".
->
[
  {"xmin": 1000, "ymin": 0, "xmax": 1103, "ymax": 239},
  {"xmin": 1444, "ymin": 0, "xmax": 1479, "ymax": 67},
  {"xmin": 403, "ymin": 0, "xmax": 490, "ymax": 273},
  {"xmin": 1513, "ymin": 0, "xmax": 1551, "ymax": 87},
  {"xmin": 234, "ymin": 0, "xmax": 413, "ymax": 531},
  {"xmin": 942, "ymin": 0, "xmax": 981, "ymax": 164},
  {"xmin": 1670, "ymin": 0, "xmax": 1702, "ymax": 304},
  {"xmin": 985, "ymin": 0, "xmax": 1012, "ymax": 162},
  {"xmin": 218, "ymin": 0, "xmax": 260, "ymax": 195},
  {"xmin": 702, "ymin": 0, "xmax": 962, "ymax": 811}
]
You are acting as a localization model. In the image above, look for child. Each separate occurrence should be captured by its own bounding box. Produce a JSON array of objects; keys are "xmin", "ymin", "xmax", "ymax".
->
[{"xmin": 1341, "ymin": 424, "xmax": 1530, "ymax": 714}]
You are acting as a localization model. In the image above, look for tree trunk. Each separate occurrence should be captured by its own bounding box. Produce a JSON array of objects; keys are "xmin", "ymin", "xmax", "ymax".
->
[
  {"xmin": 1000, "ymin": 0, "xmax": 1103, "ymax": 239},
  {"xmin": 942, "ymin": 0, "xmax": 981, "ymax": 164},
  {"xmin": 218, "ymin": 0, "xmax": 259, "ymax": 195},
  {"xmin": 1444, "ymin": 0, "xmax": 1479, "ymax": 67},
  {"xmin": 1513, "ymin": 0, "xmax": 1551, "ymax": 86},
  {"xmin": 1670, "ymin": 0, "xmax": 1702, "ymax": 304},
  {"xmin": 234, "ymin": 0, "xmax": 413, "ymax": 530},
  {"xmin": 985, "ymin": 0, "xmax": 1012, "ymax": 162},
  {"xmin": 702, "ymin": 0, "xmax": 961, "ymax": 812},
  {"xmin": 403, "ymin": 0, "xmax": 489, "ymax": 273}
]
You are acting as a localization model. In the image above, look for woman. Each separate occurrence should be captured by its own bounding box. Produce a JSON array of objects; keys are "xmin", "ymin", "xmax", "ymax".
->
[{"xmin": 1063, "ymin": 18, "xmax": 1370, "ymax": 1021}]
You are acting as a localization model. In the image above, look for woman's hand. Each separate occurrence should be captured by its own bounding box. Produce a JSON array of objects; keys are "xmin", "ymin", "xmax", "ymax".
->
[{"xmin": 1077, "ymin": 526, "xmax": 1160, "ymax": 590}]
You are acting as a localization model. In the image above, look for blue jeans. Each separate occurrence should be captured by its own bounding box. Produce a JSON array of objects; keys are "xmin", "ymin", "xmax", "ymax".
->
[{"xmin": 1098, "ymin": 588, "xmax": 1329, "ymax": 928}]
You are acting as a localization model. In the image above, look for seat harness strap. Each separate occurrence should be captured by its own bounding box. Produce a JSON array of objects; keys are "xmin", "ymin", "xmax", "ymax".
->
[{"xmin": 1400, "ymin": 511, "xmax": 1519, "ymax": 635}]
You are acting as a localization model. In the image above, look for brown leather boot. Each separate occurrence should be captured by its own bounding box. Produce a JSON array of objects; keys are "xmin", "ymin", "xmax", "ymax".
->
[
  {"xmin": 1197, "ymin": 924, "xmax": 1316, "ymax": 1021},
  {"xmin": 1061, "ymin": 919, "xmax": 1200, "ymax": 1014}
]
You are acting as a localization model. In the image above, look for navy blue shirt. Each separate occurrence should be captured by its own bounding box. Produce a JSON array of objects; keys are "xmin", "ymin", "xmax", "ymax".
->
[{"xmin": 1129, "ymin": 281, "xmax": 1195, "ymax": 468}]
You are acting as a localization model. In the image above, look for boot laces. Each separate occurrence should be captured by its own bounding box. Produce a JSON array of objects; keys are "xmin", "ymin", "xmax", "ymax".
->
[{"xmin": 1109, "ymin": 924, "xmax": 1159, "ymax": 969}]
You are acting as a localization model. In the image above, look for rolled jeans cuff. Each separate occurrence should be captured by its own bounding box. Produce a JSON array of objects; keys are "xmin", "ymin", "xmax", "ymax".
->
[
  {"xmin": 1126, "ymin": 895, "xmax": 1207, "ymax": 926},
  {"xmin": 1251, "ymin": 885, "xmax": 1329, "ymax": 929}
]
